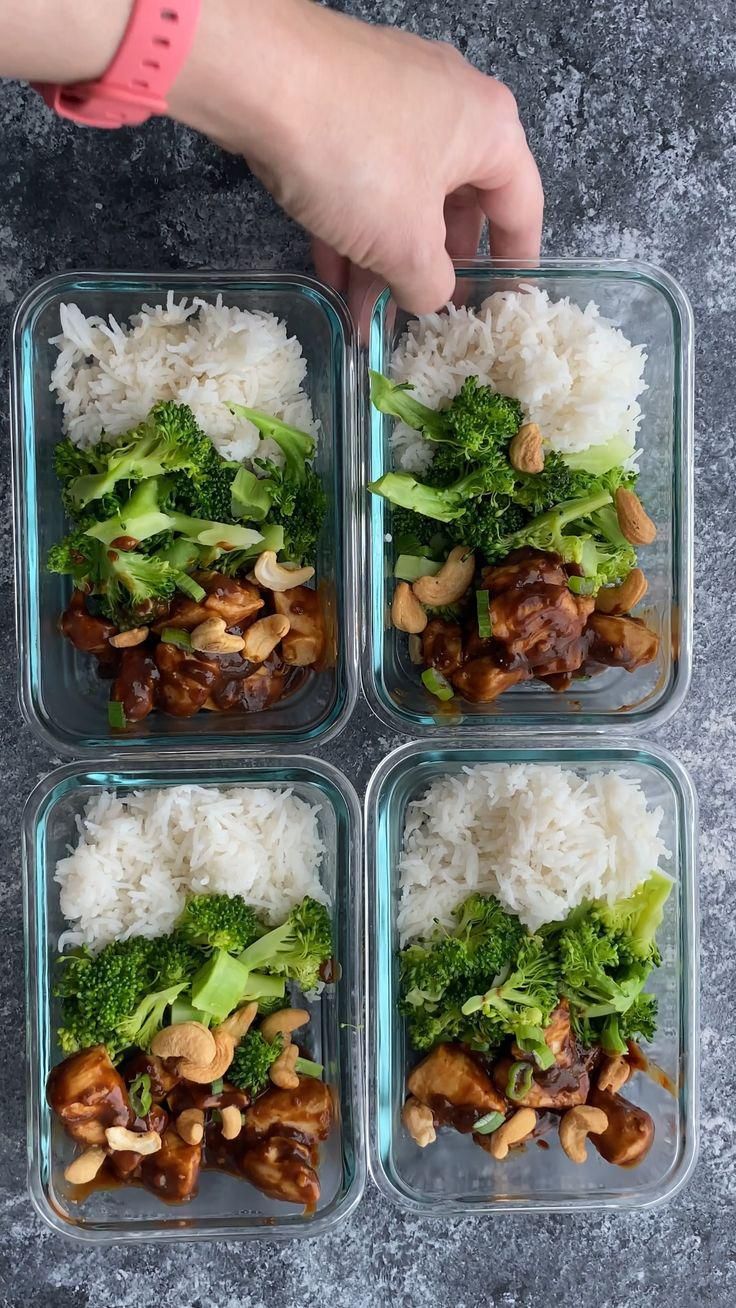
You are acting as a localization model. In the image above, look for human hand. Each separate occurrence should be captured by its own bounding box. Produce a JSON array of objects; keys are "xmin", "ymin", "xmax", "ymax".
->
[{"xmin": 170, "ymin": 0, "xmax": 544, "ymax": 313}]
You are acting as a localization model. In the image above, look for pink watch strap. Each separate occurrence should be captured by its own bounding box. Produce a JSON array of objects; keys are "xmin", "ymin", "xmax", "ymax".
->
[{"xmin": 33, "ymin": 0, "xmax": 202, "ymax": 129}]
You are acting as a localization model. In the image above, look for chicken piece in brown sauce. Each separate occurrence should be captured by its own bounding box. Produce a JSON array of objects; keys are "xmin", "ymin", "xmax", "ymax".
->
[
  {"xmin": 139, "ymin": 1125, "xmax": 202, "ymax": 1202},
  {"xmin": 492, "ymin": 1004, "xmax": 591, "ymax": 1110},
  {"xmin": 243, "ymin": 1076, "xmax": 333, "ymax": 1145},
  {"xmin": 60, "ymin": 590, "xmax": 118, "ymax": 657},
  {"xmin": 421, "ymin": 619, "xmax": 464, "ymax": 676},
  {"xmin": 153, "ymin": 641, "xmax": 220, "ymax": 717},
  {"xmin": 481, "ymin": 549, "xmax": 568, "ymax": 595},
  {"xmin": 273, "ymin": 585, "xmax": 327, "ymax": 667},
  {"xmin": 452, "ymin": 659, "xmax": 528, "ymax": 703},
  {"xmin": 111, "ymin": 646, "xmax": 159, "ymax": 721},
  {"xmin": 46, "ymin": 1045, "xmax": 133, "ymax": 1148},
  {"xmin": 408, "ymin": 1043, "xmax": 506, "ymax": 1131},
  {"xmin": 588, "ymin": 1085, "xmax": 655, "ymax": 1167},
  {"xmin": 241, "ymin": 1136, "xmax": 321, "ymax": 1207},
  {"xmin": 152, "ymin": 573, "xmax": 264, "ymax": 633},
  {"xmin": 585, "ymin": 613, "xmax": 660, "ymax": 674}
]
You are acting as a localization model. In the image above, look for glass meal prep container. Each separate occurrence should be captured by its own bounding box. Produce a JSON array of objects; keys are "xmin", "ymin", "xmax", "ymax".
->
[
  {"xmin": 23, "ymin": 756, "xmax": 365, "ymax": 1243},
  {"xmin": 366, "ymin": 737, "xmax": 699, "ymax": 1215},
  {"xmin": 11, "ymin": 270, "xmax": 358, "ymax": 754},
  {"xmin": 362, "ymin": 258, "xmax": 694, "ymax": 734}
]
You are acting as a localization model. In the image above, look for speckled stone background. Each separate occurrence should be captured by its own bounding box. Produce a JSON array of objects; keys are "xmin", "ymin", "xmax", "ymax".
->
[{"xmin": 0, "ymin": 0, "xmax": 733, "ymax": 1303}]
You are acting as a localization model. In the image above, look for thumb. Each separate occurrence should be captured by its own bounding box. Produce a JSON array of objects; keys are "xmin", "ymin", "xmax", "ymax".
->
[{"xmin": 383, "ymin": 231, "xmax": 456, "ymax": 314}]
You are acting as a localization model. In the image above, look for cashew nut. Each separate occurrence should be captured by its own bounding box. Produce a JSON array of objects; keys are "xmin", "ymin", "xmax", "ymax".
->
[
  {"xmin": 109, "ymin": 626, "xmax": 149, "ymax": 648},
  {"xmin": 402, "ymin": 1096, "xmax": 436, "ymax": 1148},
  {"xmin": 150, "ymin": 1021, "xmax": 216, "ymax": 1065},
  {"xmin": 412, "ymin": 546, "xmax": 475, "ymax": 606},
  {"xmin": 216, "ymin": 1002, "xmax": 259, "ymax": 1042},
  {"xmin": 559, "ymin": 1105, "xmax": 609, "ymax": 1164},
  {"xmin": 242, "ymin": 614, "xmax": 291, "ymax": 662},
  {"xmin": 254, "ymin": 551, "xmax": 315, "ymax": 592},
  {"xmin": 282, "ymin": 634, "xmax": 321, "ymax": 666},
  {"xmin": 176, "ymin": 1108, "xmax": 205, "ymax": 1145},
  {"xmin": 64, "ymin": 1145, "xmax": 106, "ymax": 1184},
  {"xmin": 597, "ymin": 1055, "xmax": 631, "ymax": 1094},
  {"xmin": 595, "ymin": 567, "xmax": 648, "ymax": 615},
  {"xmin": 220, "ymin": 1104, "xmax": 243, "ymax": 1140},
  {"xmin": 614, "ymin": 488, "xmax": 657, "ymax": 545},
  {"xmin": 269, "ymin": 1041, "xmax": 300, "ymax": 1089},
  {"xmin": 190, "ymin": 616, "xmax": 245, "ymax": 654},
  {"xmin": 105, "ymin": 1127, "xmax": 162, "ymax": 1155},
  {"xmin": 488, "ymin": 1108, "xmax": 537, "ymax": 1160},
  {"xmin": 391, "ymin": 582, "xmax": 428, "ymax": 634},
  {"xmin": 509, "ymin": 422, "xmax": 545, "ymax": 474},
  {"xmin": 260, "ymin": 1007, "xmax": 310, "ymax": 1045},
  {"xmin": 177, "ymin": 1030, "xmax": 236, "ymax": 1084}
]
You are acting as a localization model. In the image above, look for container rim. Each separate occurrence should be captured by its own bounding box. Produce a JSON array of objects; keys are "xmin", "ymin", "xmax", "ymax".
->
[
  {"xmin": 364, "ymin": 733, "xmax": 700, "ymax": 1216},
  {"xmin": 358, "ymin": 256, "xmax": 694, "ymax": 735},
  {"xmin": 23, "ymin": 752, "xmax": 366, "ymax": 1243},
  {"xmin": 11, "ymin": 268, "xmax": 360, "ymax": 756}
]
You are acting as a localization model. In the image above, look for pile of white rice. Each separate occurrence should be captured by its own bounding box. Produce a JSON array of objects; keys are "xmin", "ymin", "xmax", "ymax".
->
[
  {"xmin": 49, "ymin": 293, "xmax": 317, "ymax": 463},
  {"xmin": 390, "ymin": 285, "xmax": 648, "ymax": 473},
  {"xmin": 398, "ymin": 764, "xmax": 670, "ymax": 942},
  {"xmin": 56, "ymin": 785, "xmax": 327, "ymax": 952}
]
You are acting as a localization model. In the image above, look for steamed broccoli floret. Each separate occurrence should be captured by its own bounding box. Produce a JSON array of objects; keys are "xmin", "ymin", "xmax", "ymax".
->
[
  {"xmin": 171, "ymin": 454, "xmax": 239, "ymax": 522},
  {"xmin": 175, "ymin": 893, "xmax": 265, "ymax": 954},
  {"xmin": 237, "ymin": 897, "xmax": 332, "ymax": 993},
  {"xmin": 590, "ymin": 873, "xmax": 673, "ymax": 965},
  {"xmin": 599, "ymin": 995, "xmax": 659, "ymax": 1053},
  {"xmin": 229, "ymin": 1030, "xmax": 284, "ymax": 1096},
  {"xmin": 54, "ymin": 937, "xmax": 156, "ymax": 1055},
  {"xmin": 115, "ymin": 981, "xmax": 188, "ymax": 1052},
  {"xmin": 229, "ymin": 404, "xmax": 316, "ymax": 482},
  {"xmin": 153, "ymin": 935, "xmax": 203, "ymax": 988},
  {"xmin": 445, "ymin": 496, "xmax": 527, "ymax": 557},
  {"xmin": 64, "ymin": 403, "xmax": 216, "ymax": 510},
  {"xmin": 451, "ymin": 893, "xmax": 527, "ymax": 986},
  {"xmin": 399, "ymin": 937, "xmax": 467, "ymax": 1010},
  {"xmin": 85, "ymin": 476, "xmax": 264, "ymax": 553},
  {"xmin": 462, "ymin": 935, "xmax": 560, "ymax": 1068},
  {"xmin": 258, "ymin": 458, "xmax": 327, "ymax": 564},
  {"xmin": 368, "ymin": 464, "xmax": 511, "ymax": 524},
  {"xmin": 369, "ymin": 373, "xmax": 522, "ymax": 458}
]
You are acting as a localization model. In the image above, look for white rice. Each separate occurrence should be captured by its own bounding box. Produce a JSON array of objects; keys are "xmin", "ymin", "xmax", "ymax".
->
[
  {"xmin": 49, "ymin": 293, "xmax": 318, "ymax": 464},
  {"xmin": 55, "ymin": 785, "xmax": 328, "ymax": 952},
  {"xmin": 389, "ymin": 285, "xmax": 648, "ymax": 473},
  {"xmin": 398, "ymin": 764, "xmax": 670, "ymax": 942}
]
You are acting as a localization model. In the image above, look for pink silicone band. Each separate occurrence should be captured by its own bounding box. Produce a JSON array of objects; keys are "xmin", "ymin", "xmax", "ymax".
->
[{"xmin": 33, "ymin": 0, "xmax": 201, "ymax": 129}]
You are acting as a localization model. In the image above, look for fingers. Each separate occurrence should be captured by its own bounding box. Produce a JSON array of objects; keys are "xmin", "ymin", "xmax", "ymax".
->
[
  {"xmin": 383, "ymin": 234, "xmax": 456, "ymax": 315},
  {"xmin": 311, "ymin": 237, "xmax": 349, "ymax": 295},
  {"xmin": 476, "ymin": 140, "xmax": 544, "ymax": 262},
  {"xmin": 444, "ymin": 188, "xmax": 484, "ymax": 261}
]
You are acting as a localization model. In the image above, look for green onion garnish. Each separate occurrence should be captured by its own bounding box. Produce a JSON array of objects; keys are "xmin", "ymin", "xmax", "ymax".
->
[
  {"xmin": 294, "ymin": 1057, "xmax": 324, "ymax": 1079},
  {"xmin": 568, "ymin": 575, "xmax": 597, "ymax": 596},
  {"xmin": 394, "ymin": 554, "xmax": 442, "ymax": 583},
  {"xmin": 108, "ymin": 700, "xmax": 127, "ymax": 729},
  {"xmin": 475, "ymin": 588, "xmax": 492, "ymax": 638},
  {"xmin": 161, "ymin": 627, "xmax": 192, "ymax": 650},
  {"xmin": 129, "ymin": 1072, "xmax": 152, "ymax": 1118},
  {"xmin": 506, "ymin": 1060, "xmax": 534, "ymax": 1102},
  {"xmin": 473, "ymin": 1111, "xmax": 505, "ymax": 1135},
  {"xmin": 421, "ymin": 667, "xmax": 454, "ymax": 702},
  {"xmin": 211, "ymin": 1078, "xmax": 224, "ymax": 1095}
]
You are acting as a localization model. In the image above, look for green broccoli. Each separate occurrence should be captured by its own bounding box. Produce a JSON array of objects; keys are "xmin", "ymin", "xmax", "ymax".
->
[
  {"xmin": 237, "ymin": 896, "xmax": 333, "ymax": 993},
  {"xmin": 175, "ymin": 893, "xmax": 265, "ymax": 954},
  {"xmin": 85, "ymin": 476, "xmax": 264, "ymax": 552},
  {"xmin": 590, "ymin": 873, "xmax": 672, "ymax": 964},
  {"xmin": 228, "ymin": 1030, "xmax": 284, "ymax": 1096},
  {"xmin": 171, "ymin": 454, "xmax": 239, "ymax": 523},
  {"xmin": 462, "ymin": 935, "xmax": 560, "ymax": 1068},
  {"xmin": 115, "ymin": 981, "xmax": 189, "ymax": 1051},
  {"xmin": 599, "ymin": 994, "xmax": 658, "ymax": 1053},
  {"xmin": 399, "ymin": 936, "xmax": 467, "ymax": 1010},
  {"xmin": 54, "ymin": 936, "xmax": 156, "ymax": 1056},
  {"xmin": 64, "ymin": 402, "xmax": 216, "ymax": 510},
  {"xmin": 259, "ymin": 458, "xmax": 327, "ymax": 564},
  {"xmin": 228, "ymin": 404, "xmax": 316, "ymax": 482},
  {"xmin": 369, "ymin": 373, "xmax": 522, "ymax": 459},
  {"xmin": 451, "ymin": 894, "xmax": 527, "ymax": 986},
  {"xmin": 368, "ymin": 464, "xmax": 511, "ymax": 524}
]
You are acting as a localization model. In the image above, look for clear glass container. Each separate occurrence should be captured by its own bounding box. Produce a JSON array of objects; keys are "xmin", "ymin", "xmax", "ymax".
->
[
  {"xmin": 361, "ymin": 259, "xmax": 693, "ymax": 733},
  {"xmin": 23, "ymin": 756, "xmax": 365, "ymax": 1242},
  {"xmin": 12, "ymin": 271, "xmax": 358, "ymax": 753},
  {"xmin": 365, "ymin": 737, "xmax": 698, "ymax": 1214}
]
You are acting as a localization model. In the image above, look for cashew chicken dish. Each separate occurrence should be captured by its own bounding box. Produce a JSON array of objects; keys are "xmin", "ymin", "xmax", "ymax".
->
[
  {"xmin": 47, "ymin": 890, "xmax": 336, "ymax": 1210},
  {"xmin": 368, "ymin": 287, "xmax": 661, "ymax": 707},
  {"xmin": 49, "ymin": 397, "xmax": 328, "ymax": 728},
  {"xmin": 396, "ymin": 763, "xmax": 676, "ymax": 1173}
]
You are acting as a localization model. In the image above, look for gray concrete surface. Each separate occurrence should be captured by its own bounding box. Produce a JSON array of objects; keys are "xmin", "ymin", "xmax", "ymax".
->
[{"xmin": 0, "ymin": 0, "xmax": 733, "ymax": 1303}]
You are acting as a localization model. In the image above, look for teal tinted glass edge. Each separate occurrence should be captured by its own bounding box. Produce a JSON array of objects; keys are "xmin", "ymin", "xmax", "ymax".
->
[
  {"xmin": 364, "ymin": 259, "xmax": 694, "ymax": 734},
  {"xmin": 366, "ymin": 736, "xmax": 699, "ymax": 1215},
  {"xmin": 12, "ymin": 271, "xmax": 359, "ymax": 755},
  {"xmin": 23, "ymin": 756, "xmax": 366, "ymax": 1242}
]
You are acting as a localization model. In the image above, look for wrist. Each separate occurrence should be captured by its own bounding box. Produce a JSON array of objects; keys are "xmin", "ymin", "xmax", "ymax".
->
[
  {"xmin": 3, "ymin": 0, "xmax": 133, "ymax": 83},
  {"xmin": 167, "ymin": 0, "xmax": 313, "ymax": 162}
]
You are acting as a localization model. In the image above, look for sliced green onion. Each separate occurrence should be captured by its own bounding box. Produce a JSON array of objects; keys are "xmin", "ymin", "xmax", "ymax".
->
[
  {"xmin": 129, "ymin": 1072, "xmax": 152, "ymax": 1118},
  {"xmin": 394, "ymin": 554, "xmax": 442, "ymax": 583},
  {"xmin": 173, "ymin": 571, "xmax": 206, "ymax": 602},
  {"xmin": 211, "ymin": 1077, "xmax": 224, "ymax": 1095},
  {"xmin": 568, "ymin": 575, "xmax": 597, "ymax": 597},
  {"xmin": 506, "ymin": 1060, "xmax": 533, "ymax": 1102},
  {"xmin": 294, "ymin": 1057, "xmax": 324, "ymax": 1079},
  {"xmin": 161, "ymin": 627, "xmax": 192, "ymax": 650},
  {"xmin": 461, "ymin": 993, "xmax": 485, "ymax": 1016},
  {"xmin": 108, "ymin": 700, "xmax": 126, "ymax": 729},
  {"xmin": 475, "ymin": 588, "xmax": 492, "ymax": 638},
  {"xmin": 421, "ymin": 667, "xmax": 454, "ymax": 702},
  {"xmin": 473, "ymin": 1111, "xmax": 505, "ymax": 1136}
]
